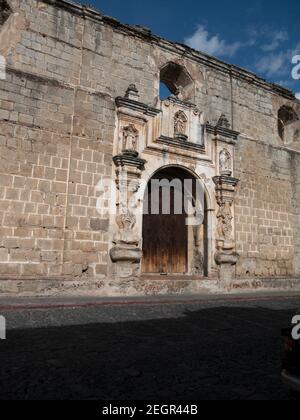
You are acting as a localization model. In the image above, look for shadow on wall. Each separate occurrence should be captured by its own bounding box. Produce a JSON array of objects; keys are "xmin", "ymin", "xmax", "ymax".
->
[
  {"xmin": 0, "ymin": 0, "xmax": 12, "ymax": 27},
  {"xmin": 0, "ymin": 306, "xmax": 297, "ymax": 400},
  {"xmin": 278, "ymin": 105, "xmax": 300, "ymax": 145}
]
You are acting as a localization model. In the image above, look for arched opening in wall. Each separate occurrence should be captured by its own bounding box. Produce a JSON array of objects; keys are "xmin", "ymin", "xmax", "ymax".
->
[
  {"xmin": 159, "ymin": 62, "xmax": 194, "ymax": 102},
  {"xmin": 278, "ymin": 105, "xmax": 298, "ymax": 142},
  {"xmin": 159, "ymin": 82, "xmax": 173, "ymax": 101},
  {"xmin": 142, "ymin": 166, "xmax": 208, "ymax": 277},
  {"xmin": 0, "ymin": 0, "xmax": 12, "ymax": 27}
]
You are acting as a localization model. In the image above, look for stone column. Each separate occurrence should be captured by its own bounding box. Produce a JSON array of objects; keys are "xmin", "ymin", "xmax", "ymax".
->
[
  {"xmin": 213, "ymin": 175, "xmax": 240, "ymax": 290},
  {"xmin": 110, "ymin": 151, "xmax": 146, "ymax": 279}
]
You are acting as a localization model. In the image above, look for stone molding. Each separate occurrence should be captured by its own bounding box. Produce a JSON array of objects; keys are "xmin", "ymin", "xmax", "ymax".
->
[
  {"xmin": 157, "ymin": 135, "xmax": 205, "ymax": 153},
  {"xmin": 115, "ymin": 97, "xmax": 161, "ymax": 118},
  {"xmin": 206, "ymin": 124, "xmax": 239, "ymax": 145}
]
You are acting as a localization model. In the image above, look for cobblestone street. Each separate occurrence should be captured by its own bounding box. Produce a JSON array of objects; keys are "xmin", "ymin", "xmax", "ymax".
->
[{"xmin": 0, "ymin": 293, "xmax": 299, "ymax": 400}]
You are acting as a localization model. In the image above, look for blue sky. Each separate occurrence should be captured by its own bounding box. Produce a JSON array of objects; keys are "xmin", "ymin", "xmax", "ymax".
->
[{"xmin": 82, "ymin": 0, "xmax": 300, "ymax": 97}]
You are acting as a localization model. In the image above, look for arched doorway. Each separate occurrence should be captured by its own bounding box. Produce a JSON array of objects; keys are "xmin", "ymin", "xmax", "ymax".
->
[{"xmin": 142, "ymin": 167, "xmax": 208, "ymax": 276}]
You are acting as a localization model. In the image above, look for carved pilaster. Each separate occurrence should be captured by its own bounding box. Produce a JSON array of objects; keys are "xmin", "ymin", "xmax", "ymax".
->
[
  {"xmin": 110, "ymin": 85, "xmax": 158, "ymax": 279},
  {"xmin": 213, "ymin": 175, "xmax": 240, "ymax": 289},
  {"xmin": 110, "ymin": 151, "xmax": 146, "ymax": 278}
]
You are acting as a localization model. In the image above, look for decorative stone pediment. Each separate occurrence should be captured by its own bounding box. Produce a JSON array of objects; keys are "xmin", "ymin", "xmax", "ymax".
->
[
  {"xmin": 160, "ymin": 97, "xmax": 205, "ymax": 146},
  {"xmin": 116, "ymin": 84, "xmax": 161, "ymax": 119},
  {"xmin": 115, "ymin": 85, "xmax": 161, "ymax": 157}
]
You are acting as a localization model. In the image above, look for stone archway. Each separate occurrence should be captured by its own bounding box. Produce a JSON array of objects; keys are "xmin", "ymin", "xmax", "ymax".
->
[{"xmin": 142, "ymin": 166, "xmax": 208, "ymax": 276}]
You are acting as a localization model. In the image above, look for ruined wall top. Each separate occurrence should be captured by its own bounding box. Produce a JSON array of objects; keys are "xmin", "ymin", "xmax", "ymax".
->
[
  {"xmin": 36, "ymin": 0, "xmax": 297, "ymax": 102},
  {"xmin": 2, "ymin": 0, "xmax": 300, "ymax": 148}
]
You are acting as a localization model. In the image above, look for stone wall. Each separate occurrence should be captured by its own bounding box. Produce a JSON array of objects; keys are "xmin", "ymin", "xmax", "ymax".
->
[
  {"xmin": 0, "ymin": 0, "xmax": 299, "ymax": 292},
  {"xmin": 231, "ymin": 79, "xmax": 300, "ymax": 279},
  {"xmin": 0, "ymin": 0, "xmax": 116, "ymax": 280},
  {"xmin": 234, "ymin": 139, "xmax": 297, "ymax": 278}
]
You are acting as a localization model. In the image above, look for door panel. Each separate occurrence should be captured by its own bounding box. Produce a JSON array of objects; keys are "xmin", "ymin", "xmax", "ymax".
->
[{"xmin": 142, "ymin": 185, "xmax": 187, "ymax": 274}]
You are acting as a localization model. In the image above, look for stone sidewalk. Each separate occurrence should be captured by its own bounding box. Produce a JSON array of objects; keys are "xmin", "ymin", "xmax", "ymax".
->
[{"xmin": 1, "ymin": 289, "xmax": 300, "ymax": 313}]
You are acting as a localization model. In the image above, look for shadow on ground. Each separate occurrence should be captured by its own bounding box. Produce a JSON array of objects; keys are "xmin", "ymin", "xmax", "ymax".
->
[{"xmin": 0, "ymin": 306, "xmax": 296, "ymax": 400}]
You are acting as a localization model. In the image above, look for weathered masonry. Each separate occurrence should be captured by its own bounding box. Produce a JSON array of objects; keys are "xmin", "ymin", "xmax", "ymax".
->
[{"xmin": 0, "ymin": 0, "xmax": 300, "ymax": 295}]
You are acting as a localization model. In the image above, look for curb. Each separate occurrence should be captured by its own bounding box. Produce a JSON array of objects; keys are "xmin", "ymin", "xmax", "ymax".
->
[{"xmin": 1, "ymin": 292, "xmax": 300, "ymax": 312}]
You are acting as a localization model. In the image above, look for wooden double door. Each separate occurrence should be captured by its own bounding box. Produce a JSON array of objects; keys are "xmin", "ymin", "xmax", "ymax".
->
[{"xmin": 142, "ymin": 169, "xmax": 189, "ymax": 274}]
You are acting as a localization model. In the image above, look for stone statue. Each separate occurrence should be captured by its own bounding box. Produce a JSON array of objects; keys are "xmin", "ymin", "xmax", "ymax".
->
[
  {"xmin": 122, "ymin": 124, "xmax": 139, "ymax": 154},
  {"xmin": 122, "ymin": 124, "xmax": 138, "ymax": 152},
  {"xmin": 174, "ymin": 110, "xmax": 188, "ymax": 137},
  {"xmin": 125, "ymin": 84, "xmax": 140, "ymax": 100},
  {"xmin": 123, "ymin": 124, "xmax": 139, "ymax": 152},
  {"xmin": 217, "ymin": 202, "xmax": 233, "ymax": 240},
  {"xmin": 219, "ymin": 149, "xmax": 232, "ymax": 175},
  {"xmin": 223, "ymin": 202, "xmax": 233, "ymax": 240},
  {"xmin": 114, "ymin": 210, "xmax": 139, "ymax": 247},
  {"xmin": 217, "ymin": 114, "xmax": 230, "ymax": 129}
]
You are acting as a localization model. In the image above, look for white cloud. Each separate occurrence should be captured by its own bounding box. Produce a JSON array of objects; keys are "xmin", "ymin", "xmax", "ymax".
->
[
  {"xmin": 184, "ymin": 25, "xmax": 245, "ymax": 58},
  {"xmin": 255, "ymin": 43, "xmax": 300, "ymax": 79},
  {"xmin": 296, "ymin": 93, "xmax": 300, "ymax": 100},
  {"xmin": 261, "ymin": 30, "xmax": 289, "ymax": 52},
  {"xmin": 255, "ymin": 52, "xmax": 287, "ymax": 77},
  {"xmin": 184, "ymin": 24, "xmax": 300, "ymax": 94}
]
